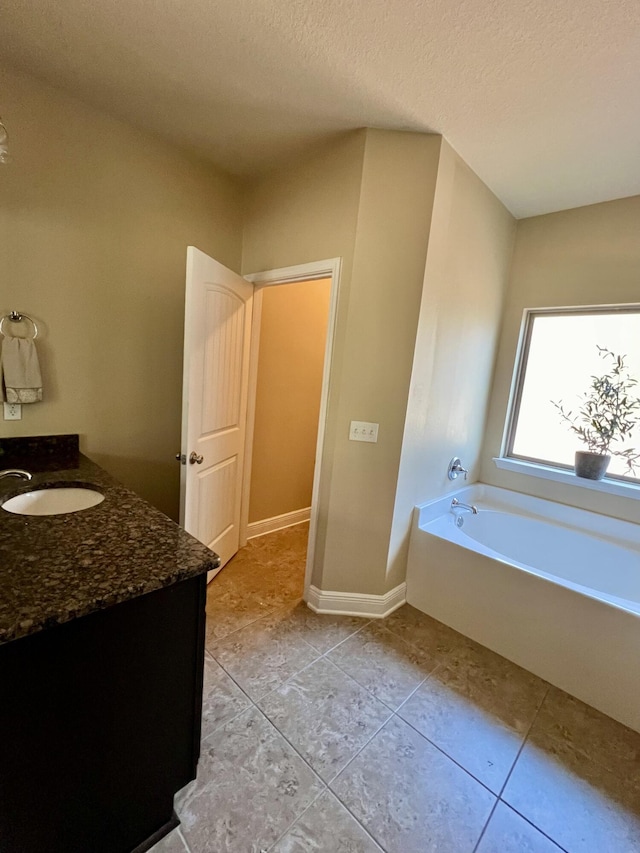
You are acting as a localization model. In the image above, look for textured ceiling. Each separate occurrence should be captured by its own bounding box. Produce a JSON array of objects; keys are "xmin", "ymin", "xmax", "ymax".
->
[{"xmin": 1, "ymin": 0, "xmax": 639, "ymax": 217}]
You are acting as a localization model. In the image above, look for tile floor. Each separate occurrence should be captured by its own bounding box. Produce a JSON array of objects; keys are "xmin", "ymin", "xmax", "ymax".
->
[{"xmin": 153, "ymin": 523, "xmax": 640, "ymax": 853}]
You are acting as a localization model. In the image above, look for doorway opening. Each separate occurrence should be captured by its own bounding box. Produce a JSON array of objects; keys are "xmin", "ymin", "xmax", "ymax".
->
[
  {"xmin": 231, "ymin": 278, "xmax": 331, "ymax": 604},
  {"xmin": 180, "ymin": 251, "xmax": 341, "ymax": 599},
  {"xmin": 242, "ymin": 259, "xmax": 341, "ymax": 598},
  {"xmin": 239, "ymin": 276, "xmax": 332, "ymax": 590},
  {"xmin": 204, "ymin": 263, "xmax": 339, "ymax": 636}
]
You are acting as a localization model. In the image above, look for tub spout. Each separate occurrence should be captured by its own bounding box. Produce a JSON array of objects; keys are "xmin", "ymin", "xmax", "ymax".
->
[{"xmin": 451, "ymin": 498, "xmax": 478, "ymax": 514}]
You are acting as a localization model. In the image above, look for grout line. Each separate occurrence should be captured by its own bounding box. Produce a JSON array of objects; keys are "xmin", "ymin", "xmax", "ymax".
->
[
  {"xmin": 323, "ymin": 708, "xmax": 395, "ymax": 787},
  {"xmin": 236, "ymin": 639, "xmax": 397, "ymax": 849},
  {"xmin": 316, "ymin": 792, "xmax": 388, "ymax": 853},
  {"xmin": 197, "ymin": 530, "xmax": 350, "ymax": 850},
  {"xmin": 325, "ymin": 711, "xmax": 393, "ymax": 788},
  {"xmin": 497, "ymin": 683, "xmax": 550, "ymax": 799},
  {"xmin": 195, "ymin": 703, "xmax": 330, "ymax": 853},
  {"xmin": 379, "ymin": 611, "xmax": 497, "ymax": 672},
  {"xmin": 210, "ymin": 611, "xmax": 373, "ymax": 710},
  {"xmin": 494, "ymin": 804, "xmax": 570, "ymax": 853},
  {"xmin": 250, "ymin": 676, "xmax": 391, "ymax": 798},
  {"xmin": 470, "ymin": 684, "xmax": 556, "ymax": 853},
  {"xmin": 488, "ymin": 683, "xmax": 571, "ymax": 853},
  {"xmin": 471, "ymin": 798, "xmax": 499, "ymax": 853},
  {"xmin": 205, "ymin": 605, "xmax": 280, "ymax": 646},
  {"xmin": 315, "ymin": 618, "xmax": 372, "ymax": 652},
  {"xmin": 303, "ymin": 618, "xmax": 373, "ymax": 656},
  {"xmin": 377, "ymin": 616, "xmax": 434, "ymax": 654},
  {"xmin": 208, "ymin": 643, "xmax": 320, "ymax": 708},
  {"xmin": 198, "ymin": 657, "xmax": 261, "ymax": 746},
  {"xmin": 326, "ymin": 651, "xmax": 433, "ymax": 716},
  {"xmin": 206, "ymin": 601, "xmax": 312, "ymax": 659},
  {"xmin": 252, "ymin": 702, "xmax": 328, "ymax": 789},
  {"xmin": 252, "ymin": 649, "xmax": 328, "ymax": 706},
  {"xmin": 200, "ymin": 699, "xmax": 256, "ymax": 747},
  {"xmin": 322, "ymin": 654, "xmax": 393, "ymax": 710},
  {"xmin": 249, "ymin": 645, "xmax": 395, "ymax": 799},
  {"xmin": 188, "ymin": 703, "xmax": 328, "ymax": 853},
  {"xmin": 205, "ymin": 592, "xmax": 306, "ymax": 648},
  {"xmin": 393, "ymin": 710, "xmax": 498, "ymax": 798},
  {"xmin": 320, "ymin": 651, "xmax": 389, "ymax": 692},
  {"xmin": 246, "ymin": 641, "xmax": 392, "ymax": 851},
  {"xmin": 264, "ymin": 786, "xmax": 327, "ymax": 852},
  {"xmin": 393, "ymin": 662, "xmax": 441, "ymax": 712},
  {"xmin": 388, "ymin": 683, "xmax": 553, "ymax": 853},
  {"xmin": 204, "ymin": 650, "xmax": 256, "ymax": 703},
  {"xmin": 321, "ymin": 718, "xmax": 396, "ymax": 853},
  {"xmin": 176, "ymin": 827, "xmax": 191, "ymax": 853}
]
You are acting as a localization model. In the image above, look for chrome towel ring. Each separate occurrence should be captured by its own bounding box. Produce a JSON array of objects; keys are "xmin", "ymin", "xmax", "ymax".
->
[{"xmin": 0, "ymin": 311, "xmax": 39, "ymax": 339}]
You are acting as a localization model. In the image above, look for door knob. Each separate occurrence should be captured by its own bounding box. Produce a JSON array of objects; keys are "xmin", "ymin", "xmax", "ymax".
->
[
  {"xmin": 175, "ymin": 453, "xmax": 186, "ymax": 464},
  {"xmin": 189, "ymin": 451, "xmax": 204, "ymax": 465}
]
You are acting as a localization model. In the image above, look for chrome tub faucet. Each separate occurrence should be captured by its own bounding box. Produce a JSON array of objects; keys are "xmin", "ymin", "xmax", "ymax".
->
[{"xmin": 451, "ymin": 497, "xmax": 478, "ymax": 515}]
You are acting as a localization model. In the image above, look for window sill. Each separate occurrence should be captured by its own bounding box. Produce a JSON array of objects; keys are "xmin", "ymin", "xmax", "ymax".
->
[{"xmin": 492, "ymin": 457, "xmax": 640, "ymax": 501}]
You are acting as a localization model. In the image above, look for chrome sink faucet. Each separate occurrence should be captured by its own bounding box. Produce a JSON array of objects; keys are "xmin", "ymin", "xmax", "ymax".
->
[
  {"xmin": 0, "ymin": 469, "xmax": 32, "ymax": 481},
  {"xmin": 451, "ymin": 497, "xmax": 478, "ymax": 515}
]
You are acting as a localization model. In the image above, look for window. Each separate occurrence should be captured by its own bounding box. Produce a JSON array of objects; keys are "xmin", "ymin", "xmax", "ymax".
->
[{"xmin": 504, "ymin": 306, "xmax": 640, "ymax": 484}]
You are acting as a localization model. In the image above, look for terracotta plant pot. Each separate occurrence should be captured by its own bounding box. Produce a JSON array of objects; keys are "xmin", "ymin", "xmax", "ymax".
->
[{"xmin": 574, "ymin": 451, "xmax": 611, "ymax": 481}]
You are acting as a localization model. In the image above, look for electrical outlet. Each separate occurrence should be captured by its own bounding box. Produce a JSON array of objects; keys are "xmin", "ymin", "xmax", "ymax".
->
[
  {"xmin": 349, "ymin": 420, "xmax": 379, "ymax": 442},
  {"xmin": 3, "ymin": 402, "xmax": 22, "ymax": 420}
]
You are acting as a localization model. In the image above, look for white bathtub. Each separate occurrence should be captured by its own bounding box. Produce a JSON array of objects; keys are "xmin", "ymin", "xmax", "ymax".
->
[{"xmin": 406, "ymin": 484, "xmax": 640, "ymax": 732}]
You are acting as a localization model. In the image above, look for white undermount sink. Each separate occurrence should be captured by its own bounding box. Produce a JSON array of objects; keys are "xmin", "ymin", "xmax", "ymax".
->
[{"xmin": 2, "ymin": 486, "xmax": 105, "ymax": 516}]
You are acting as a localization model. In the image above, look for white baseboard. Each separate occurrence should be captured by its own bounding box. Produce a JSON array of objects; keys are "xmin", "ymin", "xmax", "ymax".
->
[
  {"xmin": 306, "ymin": 582, "xmax": 407, "ymax": 619},
  {"xmin": 247, "ymin": 507, "xmax": 311, "ymax": 539}
]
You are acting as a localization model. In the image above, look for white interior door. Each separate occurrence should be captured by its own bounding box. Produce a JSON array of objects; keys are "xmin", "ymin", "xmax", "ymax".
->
[{"xmin": 180, "ymin": 246, "xmax": 253, "ymax": 576}]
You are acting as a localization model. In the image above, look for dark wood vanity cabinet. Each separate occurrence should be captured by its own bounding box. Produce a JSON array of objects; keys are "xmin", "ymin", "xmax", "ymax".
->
[{"xmin": 0, "ymin": 574, "xmax": 207, "ymax": 853}]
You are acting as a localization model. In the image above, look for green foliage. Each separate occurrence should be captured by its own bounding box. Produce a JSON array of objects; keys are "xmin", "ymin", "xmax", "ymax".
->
[{"xmin": 552, "ymin": 346, "xmax": 640, "ymax": 473}]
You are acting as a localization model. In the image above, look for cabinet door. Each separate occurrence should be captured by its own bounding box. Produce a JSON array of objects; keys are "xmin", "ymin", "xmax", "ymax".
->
[{"xmin": 0, "ymin": 575, "xmax": 207, "ymax": 853}]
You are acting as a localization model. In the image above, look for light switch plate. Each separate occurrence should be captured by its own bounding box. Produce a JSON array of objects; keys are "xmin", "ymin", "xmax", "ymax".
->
[
  {"xmin": 3, "ymin": 402, "xmax": 22, "ymax": 420},
  {"xmin": 349, "ymin": 420, "xmax": 379, "ymax": 442}
]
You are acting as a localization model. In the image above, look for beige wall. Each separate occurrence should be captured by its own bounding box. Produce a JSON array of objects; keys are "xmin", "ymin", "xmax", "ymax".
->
[
  {"xmin": 242, "ymin": 130, "xmax": 366, "ymax": 583},
  {"xmin": 481, "ymin": 194, "xmax": 640, "ymax": 524},
  {"xmin": 249, "ymin": 278, "xmax": 331, "ymax": 523},
  {"xmin": 243, "ymin": 129, "xmax": 442, "ymax": 594},
  {"xmin": 320, "ymin": 130, "xmax": 442, "ymax": 594},
  {"xmin": 389, "ymin": 140, "xmax": 516, "ymax": 582},
  {"xmin": 6, "ymin": 63, "xmax": 585, "ymax": 593},
  {"xmin": 0, "ymin": 66, "xmax": 243, "ymax": 519}
]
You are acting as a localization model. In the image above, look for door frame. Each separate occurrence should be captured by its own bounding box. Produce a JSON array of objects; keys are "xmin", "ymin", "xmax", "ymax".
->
[{"xmin": 241, "ymin": 257, "xmax": 342, "ymax": 596}]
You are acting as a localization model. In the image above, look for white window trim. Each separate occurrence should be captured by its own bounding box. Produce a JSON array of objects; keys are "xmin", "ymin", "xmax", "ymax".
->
[
  {"xmin": 493, "ymin": 457, "xmax": 640, "ymax": 500},
  {"xmin": 499, "ymin": 302, "xmax": 640, "ymax": 499}
]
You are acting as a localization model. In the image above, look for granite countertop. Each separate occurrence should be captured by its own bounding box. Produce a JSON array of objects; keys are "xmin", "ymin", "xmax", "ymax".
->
[{"xmin": 0, "ymin": 435, "xmax": 219, "ymax": 646}]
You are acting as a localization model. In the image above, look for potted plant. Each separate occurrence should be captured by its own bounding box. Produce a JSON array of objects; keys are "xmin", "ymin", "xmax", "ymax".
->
[{"xmin": 552, "ymin": 346, "xmax": 640, "ymax": 480}]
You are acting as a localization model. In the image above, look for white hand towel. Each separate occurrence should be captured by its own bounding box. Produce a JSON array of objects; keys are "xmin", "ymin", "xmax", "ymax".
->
[{"xmin": 1, "ymin": 336, "xmax": 43, "ymax": 403}]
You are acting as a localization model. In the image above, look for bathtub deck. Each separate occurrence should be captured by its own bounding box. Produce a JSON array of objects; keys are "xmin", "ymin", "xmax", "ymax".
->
[{"xmin": 151, "ymin": 525, "xmax": 640, "ymax": 853}]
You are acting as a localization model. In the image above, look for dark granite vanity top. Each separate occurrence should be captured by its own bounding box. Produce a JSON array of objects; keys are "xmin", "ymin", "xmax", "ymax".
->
[{"xmin": 0, "ymin": 435, "xmax": 219, "ymax": 645}]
